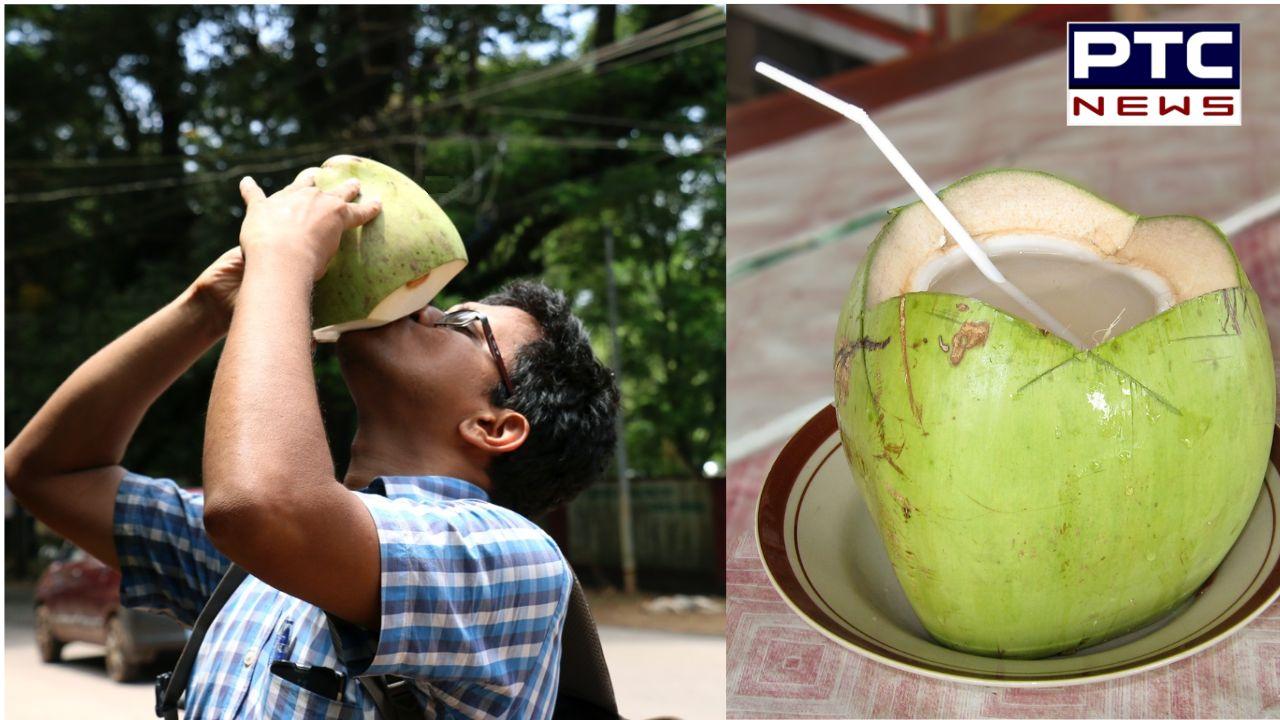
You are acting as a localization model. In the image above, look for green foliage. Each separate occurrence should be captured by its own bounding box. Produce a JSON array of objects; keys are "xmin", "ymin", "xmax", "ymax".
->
[{"xmin": 5, "ymin": 5, "xmax": 725, "ymax": 482}]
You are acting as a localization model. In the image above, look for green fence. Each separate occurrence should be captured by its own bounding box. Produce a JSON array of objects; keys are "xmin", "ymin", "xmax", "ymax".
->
[{"xmin": 566, "ymin": 477, "xmax": 724, "ymax": 590}]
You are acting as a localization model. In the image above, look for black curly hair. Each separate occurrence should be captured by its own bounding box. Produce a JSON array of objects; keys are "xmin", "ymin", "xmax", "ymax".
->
[{"xmin": 480, "ymin": 280, "xmax": 619, "ymax": 518}]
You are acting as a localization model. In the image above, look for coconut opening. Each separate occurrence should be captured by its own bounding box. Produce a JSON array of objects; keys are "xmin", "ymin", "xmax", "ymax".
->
[
  {"xmin": 312, "ymin": 258, "xmax": 467, "ymax": 342},
  {"xmin": 913, "ymin": 234, "xmax": 1175, "ymax": 348},
  {"xmin": 864, "ymin": 171, "xmax": 1243, "ymax": 349}
]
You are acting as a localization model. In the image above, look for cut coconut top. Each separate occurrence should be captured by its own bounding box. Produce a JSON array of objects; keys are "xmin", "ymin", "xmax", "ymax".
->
[
  {"xmin": 865, "ymin": 170, "xmax": 1243, "ymax": 317},
  {"xmin": 313, "ymin": 258, "xmax": 467, "ymax": 342},
  {"xmin": 310, "ymin": 154, "xmax": 468, "ymax": 342}
]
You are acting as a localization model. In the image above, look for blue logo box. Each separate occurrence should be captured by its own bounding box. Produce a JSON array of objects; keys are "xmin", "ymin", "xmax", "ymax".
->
[{"xmin": 1067, "ymin": 23, "xmax": 1240, "ymax": 90}]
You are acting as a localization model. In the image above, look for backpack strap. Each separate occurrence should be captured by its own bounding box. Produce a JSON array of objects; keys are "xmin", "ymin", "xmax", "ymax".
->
[
  {"xmin": 336, "ymin": 572, "xmax": 619, "ymax": 719},
  {"xmin": 154, "ymin": 563, "xmax": 249, "ymax": 719},
  {"xmin": 349, "ymin": 675, "xmax": 420, "ymax": 719},
  {"xmin": 329, "ymin": 626, "xmax": 419, "ymax": 719},
  {"xmin": 155, "ymin": 567, "xmax": 620, "ymax": 720},
  {"xmin": 555, "ymin": 574, "xmax": 619, "ymax": 717}
]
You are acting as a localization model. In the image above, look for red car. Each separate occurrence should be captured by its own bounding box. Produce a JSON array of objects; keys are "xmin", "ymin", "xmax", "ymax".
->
[{"xmin": 35, "ymin": 541, "xmax": 190, "ymax": 682}]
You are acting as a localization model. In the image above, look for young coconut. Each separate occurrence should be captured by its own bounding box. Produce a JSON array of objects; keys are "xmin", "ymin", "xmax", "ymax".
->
[
  {"xmin": 834, "ymin": 169, "xmax": 1275, "ymax": 658},
  {"xmin": 310, "ymin": 155, "xmax": 467, "ymax": 341}
]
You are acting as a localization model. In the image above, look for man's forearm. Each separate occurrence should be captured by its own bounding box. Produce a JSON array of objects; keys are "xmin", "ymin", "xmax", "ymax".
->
[
  {"xmin": 199, "ymin": 173, "xmax": 385, "ymax": 629},
  {"xmin": 203, "ymin": 252, "xmax": 334, "ymax": 509},
  {"xmin": 6, "ymin": 286, "xmax": 226, "ymax": 479}
]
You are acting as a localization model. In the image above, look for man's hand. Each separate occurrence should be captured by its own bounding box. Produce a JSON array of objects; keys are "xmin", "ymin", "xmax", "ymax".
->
[
  {"xmin": 186, "ymin": 247, "xmax": 245, "ymax": 336},
  {"xmin": 204, "ymin": 167, "xmax": 384, "ymax": 630},
  {"xmin": 237, "ymin": 169, "xmax": 382, "ymax": 281},
  {"xmin": 6, "ymin": 244, "xmax": 238, "ymax": 570}
]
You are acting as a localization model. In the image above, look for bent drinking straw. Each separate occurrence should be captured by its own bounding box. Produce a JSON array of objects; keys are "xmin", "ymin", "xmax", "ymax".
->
[{"xmin": 754, "ymin": 60, "xmax": 1084, "ymax": 348}]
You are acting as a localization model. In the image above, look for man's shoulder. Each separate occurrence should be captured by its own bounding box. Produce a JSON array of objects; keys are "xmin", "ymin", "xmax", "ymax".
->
[
  {"xmin": 356, "ymin": 489, "xmax": 572, "ymax": 579},
  {"xmin": 365, "ymin": 486, "xmax": 546, "ymax": 532}
]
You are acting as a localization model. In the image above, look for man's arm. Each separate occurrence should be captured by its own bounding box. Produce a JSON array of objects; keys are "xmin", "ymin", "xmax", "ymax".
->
[
  {"xmin": 4, "ymin": 268, "xmax": 234, "ymax": 570},
  {"xmin": 202, "ymin": 173, "xmax": 384, "ymax": 630}
]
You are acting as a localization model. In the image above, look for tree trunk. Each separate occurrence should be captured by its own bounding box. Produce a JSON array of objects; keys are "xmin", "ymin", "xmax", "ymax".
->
[
  {"xmin": 290, "ymin": 4, "xmax": 329, "ymax": 138},
  {"xmin": 594, "ymin": 5, "xmax": 616, "ymax": 49}
]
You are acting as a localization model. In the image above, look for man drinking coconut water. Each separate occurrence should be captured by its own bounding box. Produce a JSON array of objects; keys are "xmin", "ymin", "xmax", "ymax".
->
[{"xmin": 5, "ymin": 165, "xmax": 619, "ymax": 718}]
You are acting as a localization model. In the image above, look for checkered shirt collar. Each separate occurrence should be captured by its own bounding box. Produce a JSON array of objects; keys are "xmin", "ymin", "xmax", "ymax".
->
[{"xmin": 360, "ymin": 475, "xmax": 490, "ymax": 503}]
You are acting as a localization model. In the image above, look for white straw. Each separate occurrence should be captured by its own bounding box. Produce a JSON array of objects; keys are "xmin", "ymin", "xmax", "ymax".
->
[
  {"xmin": 754, "ymin": 61, "xmax": 1083, "ymax": 348},
  {"xmin": 1217, "ymin": 190, "xmax": 1280, "ymax": 238}
]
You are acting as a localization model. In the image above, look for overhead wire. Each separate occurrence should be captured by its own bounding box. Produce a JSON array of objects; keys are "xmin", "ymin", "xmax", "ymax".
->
[
  {"xmin": 4, "ymin": 132, "xmax": 711, "ymax": 205},
  {"xmin": 6, "ymin": 135, "xmax": 366, "ymax": 169},
  {"xmin": 444, "ymin": 8, "xmax": 721, "ymax": 107},
  {"xmin": 436, "ymin": 147, "xmax": 501, "ymax": 207},
  {"xmin": 248, "ymin": 20, "xmax": 410, "ymax": 114},
  {"xmin": 6, "ymin": 8, "xmax": 725, "ymax": 204},
  {"xmin": 5, "ymin": 144, "xmax": 378, "ymax": 204},
  {"xmin": 9, "ymin": 132, "xmax": 722, "ymax": 261},
  {"xmin": 9, "ymin": 137, "xmax": 721, "ymax": 261},
  {"xmin": 7, "ymin": 8, "xmax": 723, "ymax": 170},
  {"xmin": 376, "ymin": 8, "xmax": 724, "ymax": 132},
  {"xmin": 481, "ymin": 106, "xmax": 712, "ymax": 135},
  {"xmin": 7, "ymin": 19, "xmax": 410, "ymax": 171},
  {"xmin": 7, "ymin": 8, "xmax": 725, "ymax": 268},
  {"xmin": 506, "ymin": 28, "xmax": 726, "ymax": 108}
]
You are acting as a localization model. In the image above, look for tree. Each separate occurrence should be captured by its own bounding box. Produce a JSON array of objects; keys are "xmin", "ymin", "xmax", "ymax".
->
[{"xmin": 5, "ymin": 5, "xmax": 725, "ymax": 495}]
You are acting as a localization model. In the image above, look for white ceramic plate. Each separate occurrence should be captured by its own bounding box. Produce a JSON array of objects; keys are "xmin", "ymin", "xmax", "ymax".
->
[{"xmin": 756, "ymin": 405, "xmax": 1280, "ymax": 687}]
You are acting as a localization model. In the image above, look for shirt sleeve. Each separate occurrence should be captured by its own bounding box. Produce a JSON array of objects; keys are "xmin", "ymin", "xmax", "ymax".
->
[
  {"xmin": 112, "ymin": 470, "xmax": 232, "ymax": 626},
  {"xmin": 325, "ymin": 494, "xmax": 573, "ymax": 693}
]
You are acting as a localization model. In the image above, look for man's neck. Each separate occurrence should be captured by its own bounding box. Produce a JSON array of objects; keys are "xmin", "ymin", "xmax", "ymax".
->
[{"xmin": 342, "ymin": 424, "xmax": 489, "ymax": 492}]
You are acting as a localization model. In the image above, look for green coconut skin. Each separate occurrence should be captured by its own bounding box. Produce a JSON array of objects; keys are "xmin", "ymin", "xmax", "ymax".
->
[
  {"xmin": 834, "ymin": 174, "xmax": 1275, "ymax": 658},
  {"xmin": 311, "ymin": 155, "xmax": 467, "ymax": 330}
]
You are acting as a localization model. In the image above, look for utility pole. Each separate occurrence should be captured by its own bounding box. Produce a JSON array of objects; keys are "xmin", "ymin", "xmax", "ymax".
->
[{"xmin": 604, "ymin": 228, "xmax": 638, "ymax": 594}]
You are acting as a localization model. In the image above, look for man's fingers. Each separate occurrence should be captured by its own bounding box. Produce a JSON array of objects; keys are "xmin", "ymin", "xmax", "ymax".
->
[
  {"xmin": 239, "ymin": 176, "xmax": 266, "ymax": 206},
  {"xmin": 342, "ymin": 200, "xmax": 383, "ymax": 228},
  {"xmin": 291, "ymin": 167, "xmax": 320, "ymax": 188},
  {"xmin": 333, "ymin": 179, "xmax": 362, "ymax": 202}
]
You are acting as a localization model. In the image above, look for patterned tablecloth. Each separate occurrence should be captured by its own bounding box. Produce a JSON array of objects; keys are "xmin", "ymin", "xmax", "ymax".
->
[{"xmin": 726, "ymin": 5, "xmax": 1280, "ymax": 717}]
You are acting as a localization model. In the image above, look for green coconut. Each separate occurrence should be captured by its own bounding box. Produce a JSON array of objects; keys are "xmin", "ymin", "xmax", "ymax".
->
[
  {"xmin": 833, "ymin": 169, "xmax": 1275, "ymax": 658},
  {"xmin": 310, "ymin": 155, "xmax": 467, "ymax": 341}
]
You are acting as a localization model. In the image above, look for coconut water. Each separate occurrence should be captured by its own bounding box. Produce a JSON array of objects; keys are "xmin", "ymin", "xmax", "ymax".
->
[{"xmin": 923, "ymin": 243, "xmax": 1169, "ymax": 349}]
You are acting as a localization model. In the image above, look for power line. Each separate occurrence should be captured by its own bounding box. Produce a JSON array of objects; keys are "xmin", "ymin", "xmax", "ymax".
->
[
  {"xmin": 424, "ymin": 27, "xmax": 726, "ymax": 133},
  {"xmin": 6, "ymin": 9, "xmax": 725, "ymax": 204},
  {"xmin": 250, "ymin": 18, "xmax": 409, "ymax": 114},
  {"xmin": 6, "ymin": 135, "xmax": 364, "ymax": 169},
  {"xmin": 452, "ymin": 11, "xmax": 724, "ymax": 107},
  {"xmin": 377, "ymin": 8, "xmax": 724, "ymax": 132},
  {"xmin": 8, "ymin": 135, "xmax": 723, "ymax": 261},
  {"xmin": 4, "ymin": 132, "xmax": 716, "ymax": 205},
  {"xmin": 7, "ymin": 18, "xmax": 408, "ymax": 172},
  {"xmin": 6, "ymin": 202, "xmax": 201, "ymax": 260},
  {"xmin": 481, "ymin": 106, "xmax": 713, "ymax": 135},
  {"xmin": 517, "ymin": 28, "xmax": 725, "ymax": 103},
  {"xmin": 6, "ymin": 9, "xmax": 724, "ymax": 174},
  {"xmin": 4, "ymin": 144, "xmax": 378, "ymax": 204},
  {"xmin": 436, "ymin": 149, "xmax": 501, "ymax": 207}
]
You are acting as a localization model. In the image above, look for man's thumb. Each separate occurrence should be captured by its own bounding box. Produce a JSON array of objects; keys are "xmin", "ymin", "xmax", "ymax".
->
[
  {"xmin": 239, "ymin": 176, "xmax": 266, "ymax": 206},
  {"xmin": 345, "ymin": 200, "xmax": 382, "ymax": 228}
]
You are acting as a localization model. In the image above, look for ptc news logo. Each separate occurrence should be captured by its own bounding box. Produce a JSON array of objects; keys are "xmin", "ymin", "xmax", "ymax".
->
[{"xmin": 1067, "ymin": 23, "xmax": 1241, "ymax": 126}]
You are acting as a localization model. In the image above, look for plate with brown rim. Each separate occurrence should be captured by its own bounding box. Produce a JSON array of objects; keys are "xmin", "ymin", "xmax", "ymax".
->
[{"xmin": 755, "ymin": 404, "xmax": 1280, "ymax": 687}]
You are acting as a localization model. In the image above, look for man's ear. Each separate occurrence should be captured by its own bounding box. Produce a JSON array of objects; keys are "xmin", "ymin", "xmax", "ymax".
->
[{"xmin": 459, "ymin": 409, "xmax": 530, "ymax": 457}]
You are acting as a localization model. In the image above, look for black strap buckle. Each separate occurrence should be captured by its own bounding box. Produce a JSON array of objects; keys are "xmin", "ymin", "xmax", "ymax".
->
[
  {"xmin": 383, "ymin": 676, "xmax": 419, "ymax": 714},
  {"xmin": 154, "ymin": 672, "xmax": 174, "ymax": 717}
]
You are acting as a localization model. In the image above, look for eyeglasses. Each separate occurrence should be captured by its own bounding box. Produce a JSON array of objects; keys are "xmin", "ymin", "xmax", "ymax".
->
[{"xmin": 432, "ymin": 309, "xmax": 515, "ymax": 398}]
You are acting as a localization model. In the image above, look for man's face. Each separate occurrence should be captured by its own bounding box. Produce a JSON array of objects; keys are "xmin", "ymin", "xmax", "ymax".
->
[{"xmin": 335, "ymin": 300, "xmax": 539, "ymax": 416}]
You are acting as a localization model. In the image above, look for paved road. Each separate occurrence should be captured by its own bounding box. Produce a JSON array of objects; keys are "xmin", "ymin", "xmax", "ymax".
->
[
  {"xmin": 5, "ymin": 590, "xmax": 159, "ymax": 720},
  {"xmin": 6, "ymin": 588, "xmax": 726, "ymax": 719},
  {"xmin": 600, "ymin": 625, "xmax": 726, "ymax": 720}
]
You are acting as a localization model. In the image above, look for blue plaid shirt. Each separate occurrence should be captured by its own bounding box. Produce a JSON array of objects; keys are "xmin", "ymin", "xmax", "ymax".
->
[{"xmin": 113, "ymin": 470, "xmax": 572, "ymax": 719}]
